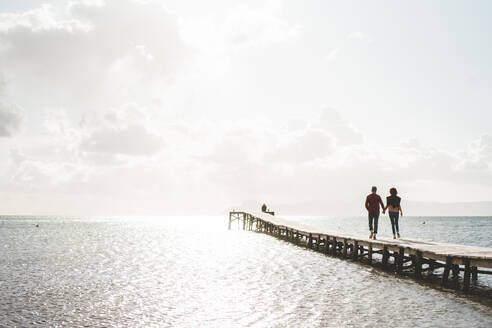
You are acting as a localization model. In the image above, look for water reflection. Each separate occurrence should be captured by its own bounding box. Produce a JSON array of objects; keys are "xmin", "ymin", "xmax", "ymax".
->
[{"xmin": 0, "ymin": 216, "xmax": 491, "ymax": 327}]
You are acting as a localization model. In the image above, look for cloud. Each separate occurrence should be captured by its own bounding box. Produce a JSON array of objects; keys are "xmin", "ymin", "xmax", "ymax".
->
[
  {"xmin": 348, "ymin": 31, "xmax": 371, "ymax": 43},
  {"xmin": 208, "ymin": 132, "xmax": 259, "ymax": 166},
  {"xmin": 287, "ymin": 119, "xmax": 308, "ymax": 132},
  {"xmin": 267, "ymin": 129, "xmax": 334, "ymax": 163},
  {"xmin": 3, "ymin": 102, "xmax": 492, "ymax": 214},
  {"xmin": 0, "ymin": 100, "xmax": 24, "ymax": 137},
  {"xmin": 316, "ymin": 107, "xmax": 364, "ymax": 145},
  {"xmin": 326, "ymin": 48, "xmax": 339, "ymax": 62},
  {"xmin": 223, "ymin": 2, "xmax": 301, "ymax": 48},
  {"xmin": 205, "ymin": 113, "xmax": 339, "ymax": 168},
  {"xmin": 456, "ymin": 134, "xmax": 492, "ymax": 172},
  {"xmin": 0, "ymin": 0, "xmax": 188, "ymax": 109},
  {"xmin": 79, "ymin": 105, "xmax": 165, "ymax": 156},
  {"xmin": 393, "ymin": 135, "xmax": 492, "ymax": 186},
  {"xmin": 81, "ymin": 124, "xmax": 164, "ymax": 156},
  {"xmin": 7, "ymin": 148, "xmax": 90, "ymax": 190},
  {"xmin": 0, "ymin": 0, "xmax": 490, "ymax": 218},
  {"xmin": 0, "ymin": 4, "xmax": 87, "ymax": 32},
  {"xmin": 180, "ymin": 0, "xmax": 301, "ymax": 53}
]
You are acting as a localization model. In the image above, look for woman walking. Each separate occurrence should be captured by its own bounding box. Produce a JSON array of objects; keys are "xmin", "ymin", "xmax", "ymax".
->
[{"xmin": 385, "ymin": 188, "xmax": 403, "ymax": 239}]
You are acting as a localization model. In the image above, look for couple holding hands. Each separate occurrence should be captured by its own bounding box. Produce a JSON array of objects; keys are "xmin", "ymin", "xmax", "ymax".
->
[{"xmin": 365, "ymin": 186, "xmax": 403, "ymax": 240}]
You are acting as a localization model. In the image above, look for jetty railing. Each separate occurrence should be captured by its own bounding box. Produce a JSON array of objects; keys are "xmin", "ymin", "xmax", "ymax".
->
[{"xmin": 229, "ymin": 211, "xmax": 492, "ymax": 295}]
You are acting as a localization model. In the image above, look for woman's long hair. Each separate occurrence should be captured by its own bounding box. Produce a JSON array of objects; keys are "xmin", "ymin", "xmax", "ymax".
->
[{"xmin": 390, "ymin": 187, "xmax": 398, "ymax": 196}]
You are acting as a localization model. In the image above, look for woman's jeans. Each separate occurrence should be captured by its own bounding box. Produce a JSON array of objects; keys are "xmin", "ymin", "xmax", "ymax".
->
[{"xmin": 389, "ymin": 211, "xmax": 400, "ymax": 234}]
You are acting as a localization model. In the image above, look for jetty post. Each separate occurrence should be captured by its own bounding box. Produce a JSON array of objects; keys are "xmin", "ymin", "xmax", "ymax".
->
[{"xmin": 229, "ymin": 210, "xmax": 492, "ymax": 296}]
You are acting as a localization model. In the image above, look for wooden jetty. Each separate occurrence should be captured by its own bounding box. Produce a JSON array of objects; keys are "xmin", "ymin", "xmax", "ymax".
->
[{"xmin": 229, "ymin": 211, "xmax": 492, "ymax": 294}]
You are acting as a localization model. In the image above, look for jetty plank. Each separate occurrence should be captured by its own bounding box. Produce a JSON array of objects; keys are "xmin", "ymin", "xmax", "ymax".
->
[
  {"xmin": 229, "ymin": 211, "xmax": 492, "ymax": 295},
  {"xmin": 232, "ymin": 211, "xmax": 492, "ymax": 269}
]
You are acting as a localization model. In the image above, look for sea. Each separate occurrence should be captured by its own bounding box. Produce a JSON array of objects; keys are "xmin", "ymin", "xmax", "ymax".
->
[{"xmin": 1, "ymin": 215, "xmax": 492, "ymax": 328}]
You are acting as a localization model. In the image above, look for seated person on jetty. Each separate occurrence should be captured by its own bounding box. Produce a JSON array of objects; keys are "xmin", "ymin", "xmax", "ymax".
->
[{"xmin": 261, "ymin": 203, "xmax": 275, "ymax": 216}]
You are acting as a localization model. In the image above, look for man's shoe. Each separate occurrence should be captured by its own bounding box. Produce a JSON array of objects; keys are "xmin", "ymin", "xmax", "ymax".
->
[
  {"xmin": 373, "ymin": 234, "xmax": 377, "ymax": 240},
  {"xmin": 397, "ymin": 233, "xmax": 401, "ymax": 238},
  {"xmin": 369, "ymin": 231, "xmax": 373, "ymax": 239}
]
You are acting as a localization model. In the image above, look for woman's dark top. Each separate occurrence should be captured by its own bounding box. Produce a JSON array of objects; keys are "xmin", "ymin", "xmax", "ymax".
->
[{"xmin": 386, "ymin": 195, "xmax": 401, "ymax": 208}]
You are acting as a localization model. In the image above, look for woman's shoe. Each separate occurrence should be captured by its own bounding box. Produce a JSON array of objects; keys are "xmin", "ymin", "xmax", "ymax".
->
[
  {"xmin": 373, "ymin": 234, "xmax": 377, "ymax": 240},
  {"xmin": 397, "ymin": 233, "xmax": 401, "ymax": 238},
  {"xmin": 369, "ymin": 231, "xmax": 373, "ymax": 239},
  {"xmin": 393, "ymin": 234, "xmax": 396, "ymax": 239}
]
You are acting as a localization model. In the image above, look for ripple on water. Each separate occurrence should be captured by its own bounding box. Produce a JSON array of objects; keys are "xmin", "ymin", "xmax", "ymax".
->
[{"xmin": 0, "ymin": 216, "xmax": 491, "ymax": 327}]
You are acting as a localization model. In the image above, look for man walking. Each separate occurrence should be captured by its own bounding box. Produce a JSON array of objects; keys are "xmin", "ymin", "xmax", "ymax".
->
[{"xmin": 365, "ymin": 186, "xmax": 385, "ymax": 240}]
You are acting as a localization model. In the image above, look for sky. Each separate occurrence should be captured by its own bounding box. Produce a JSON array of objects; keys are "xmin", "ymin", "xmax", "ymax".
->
[{"xmin": 0, "ymin": 0, "xmax": 491, "ymax": 216}]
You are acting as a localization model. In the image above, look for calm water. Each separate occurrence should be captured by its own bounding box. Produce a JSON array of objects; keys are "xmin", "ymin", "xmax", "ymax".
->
[{"xmin": 1, "ymin": 215, "xmax": 492, "ymax": 327}]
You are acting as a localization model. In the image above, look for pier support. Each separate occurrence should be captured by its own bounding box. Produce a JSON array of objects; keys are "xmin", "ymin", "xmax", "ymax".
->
[
  {"xmin": 368, "ymin": 245, "xmax": 373, "ymax": 264},
  {"xmin": 382, "ymin": 246, "xmax": 389, "ymax": 269},
  {"xmin": 396, "ymin": 248, "xmax": 404, "ymax": 275},
  {"xmin": 415, "ymin": 251, "xmax": 423, "ymax": 280},
  {"xmin": 452, "ymin": 265, "xmax": 460, "ymax": 289},
  {"xmin": 352, "ymin": 241, "xmax": 359, "ymax": 261},
  {"xmin": 442, "ymin": 257, "xmax": 453, "ymax": 288},
  {"xmin": 324, "ymin": 236, "xmax": 330, "ymax": 255},
  {"xmin": 428, "ymin": 260, "xmax": 436, "ymax": 280},
  {"xmin": 472, "ymin": 266, "xmax": 478, "ymax": 282},
  {"xmin": 228, "ymin": 211, "xmax": 491, "ymax": 298},
  {"xmin": 464, "ymin": 259, "xmax": 471, "ymax": 294}
]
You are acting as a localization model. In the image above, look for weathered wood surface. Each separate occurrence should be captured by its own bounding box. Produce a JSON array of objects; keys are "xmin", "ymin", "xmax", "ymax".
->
[{"xmin": 237, "ymin": 211, "xmax": 492, "ymax": 269}]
